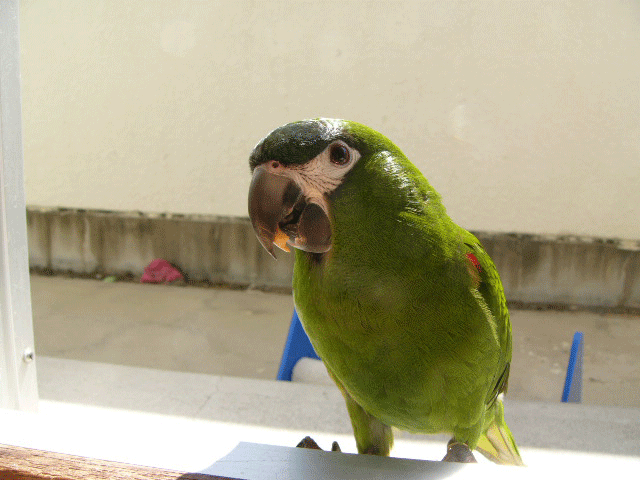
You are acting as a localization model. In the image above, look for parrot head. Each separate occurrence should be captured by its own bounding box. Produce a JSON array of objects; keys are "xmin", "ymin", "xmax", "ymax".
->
[{"xmin": 248, "ymin": 118, "xmax": 432, "ymax": 258}]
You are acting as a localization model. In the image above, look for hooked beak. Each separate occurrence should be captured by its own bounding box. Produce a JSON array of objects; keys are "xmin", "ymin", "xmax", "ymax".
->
[{"xmin": 248, "ymin": 165, "xmax": 332, "ymax": 258}]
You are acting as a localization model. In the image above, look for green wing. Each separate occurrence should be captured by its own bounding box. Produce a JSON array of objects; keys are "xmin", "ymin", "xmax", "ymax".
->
[
  {"xmin": 460, "ymin": 231, "xmax": 512, "ymax": 402},
  {"xmin": 460, "ymin": 230, "xmax": 523, "ymax": 465}
]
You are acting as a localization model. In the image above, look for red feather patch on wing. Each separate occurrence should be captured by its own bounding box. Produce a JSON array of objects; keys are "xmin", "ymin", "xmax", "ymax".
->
[
  {"xmin": 465, "ymin": 253, "xmax": 482, "ymax": 272},
  {"xmin": 465, "ymin": 252, "xmax": 482, "ymax": 287}
]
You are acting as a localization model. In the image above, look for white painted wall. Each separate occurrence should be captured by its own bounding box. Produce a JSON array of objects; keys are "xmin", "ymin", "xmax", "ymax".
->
[{"xmin": 20, "ymin": 1, "xmax": 640, "ymax": 239}]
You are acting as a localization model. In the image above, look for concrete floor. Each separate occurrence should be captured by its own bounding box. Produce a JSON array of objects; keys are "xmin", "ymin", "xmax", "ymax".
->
[
  {"xmin": 30, "ymin": 274, "xmax": 640, "ymax": 408},
  {"xmin": 19, "ymin": 274, "xmax": 640, "ymax": 469}
]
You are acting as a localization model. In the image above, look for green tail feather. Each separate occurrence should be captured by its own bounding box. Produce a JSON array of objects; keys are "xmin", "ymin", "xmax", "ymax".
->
[{"xmin": 475, "ymin": 399, "xmax": 525, "ymax": 466}]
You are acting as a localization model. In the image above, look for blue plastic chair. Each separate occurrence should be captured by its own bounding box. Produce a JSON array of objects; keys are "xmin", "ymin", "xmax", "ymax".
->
[
  {"xmin": 276, "ymin": 309, "xmax": 320, "ymax": 381},
  {"xmin": 278, "ymin": 313, "xmax": 587, "ymax": 402},
  {"xmin": 562, "ymin": 331, "xmax": 584, "ymax": 403}
]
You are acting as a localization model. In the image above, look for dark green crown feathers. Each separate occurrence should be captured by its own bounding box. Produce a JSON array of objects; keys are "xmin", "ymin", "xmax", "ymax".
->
[
  {"xmin": 249, "ymin": 118, "xmax": 410, "ymax": 177},
  {"xmin": 249, "ymin": 119, "xmax": 356, "ymax": 170}
]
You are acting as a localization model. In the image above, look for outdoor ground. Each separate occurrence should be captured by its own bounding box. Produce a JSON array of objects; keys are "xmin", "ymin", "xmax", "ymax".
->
[{"xmin": 30, "ymin": 274, "xmax": 640, "ymax": 408}]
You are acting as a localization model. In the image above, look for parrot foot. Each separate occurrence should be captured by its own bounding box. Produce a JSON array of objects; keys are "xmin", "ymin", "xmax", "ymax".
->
[
  {"xmin": 442, "ymin": 440, "xmax": 477, "ymax": 463},
  {"xmin": 296, "ymin": 436, "xmax": 342, "ymax": 452}
]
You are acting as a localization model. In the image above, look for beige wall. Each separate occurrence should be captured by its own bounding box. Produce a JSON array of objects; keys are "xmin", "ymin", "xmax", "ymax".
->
[{"xmin": 20, "ymin": 1, "xmax": 640, "ymax": 239}]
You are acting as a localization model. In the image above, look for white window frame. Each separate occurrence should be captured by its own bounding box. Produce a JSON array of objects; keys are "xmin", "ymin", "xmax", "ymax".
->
[{"xmin": 0, "ymin": 0, "xmax": 38, "ymax": 411}]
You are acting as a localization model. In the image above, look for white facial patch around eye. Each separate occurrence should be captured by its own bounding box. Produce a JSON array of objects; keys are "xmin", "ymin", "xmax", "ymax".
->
[{"xmin": 287, "ymin": 141, "xmax": 361, "ymax": 204}]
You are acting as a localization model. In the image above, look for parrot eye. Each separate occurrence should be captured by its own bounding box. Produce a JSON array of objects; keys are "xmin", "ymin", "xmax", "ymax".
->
[{"xmin": 329, "ymin": 143, "xmax": 350, "ymax": 166}]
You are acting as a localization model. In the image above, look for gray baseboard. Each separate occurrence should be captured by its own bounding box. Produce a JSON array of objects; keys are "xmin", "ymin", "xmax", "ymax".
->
[{"xmin": 27, "ymin": 207, "xmax": 640, "ymax": 310}]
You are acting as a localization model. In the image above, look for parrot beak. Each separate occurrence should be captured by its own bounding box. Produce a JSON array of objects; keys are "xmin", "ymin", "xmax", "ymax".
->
[{"xmin": 248, "ymin": 165, "xmax": 332, "ymax": 258}]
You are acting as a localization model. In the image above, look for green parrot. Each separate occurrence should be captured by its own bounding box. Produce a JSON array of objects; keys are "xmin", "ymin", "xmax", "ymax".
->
[{"xmin": 247, "ymin": 118, "xmax": 523, "ymax": 465}]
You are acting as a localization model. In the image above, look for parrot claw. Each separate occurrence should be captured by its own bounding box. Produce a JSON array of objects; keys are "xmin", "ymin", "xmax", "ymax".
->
[
  {"xmin": 442, "ymin": 440, "xmax": 477, "ymax": 463},
  {"xmin": 296, "ymin": 436, "xmax": 342, "ymax": 452}
]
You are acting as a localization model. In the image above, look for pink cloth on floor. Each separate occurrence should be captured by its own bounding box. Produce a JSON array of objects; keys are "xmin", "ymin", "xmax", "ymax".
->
[{"xmin": 140, "ymin": 259, "xmax": 184, "ymax": 283}]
